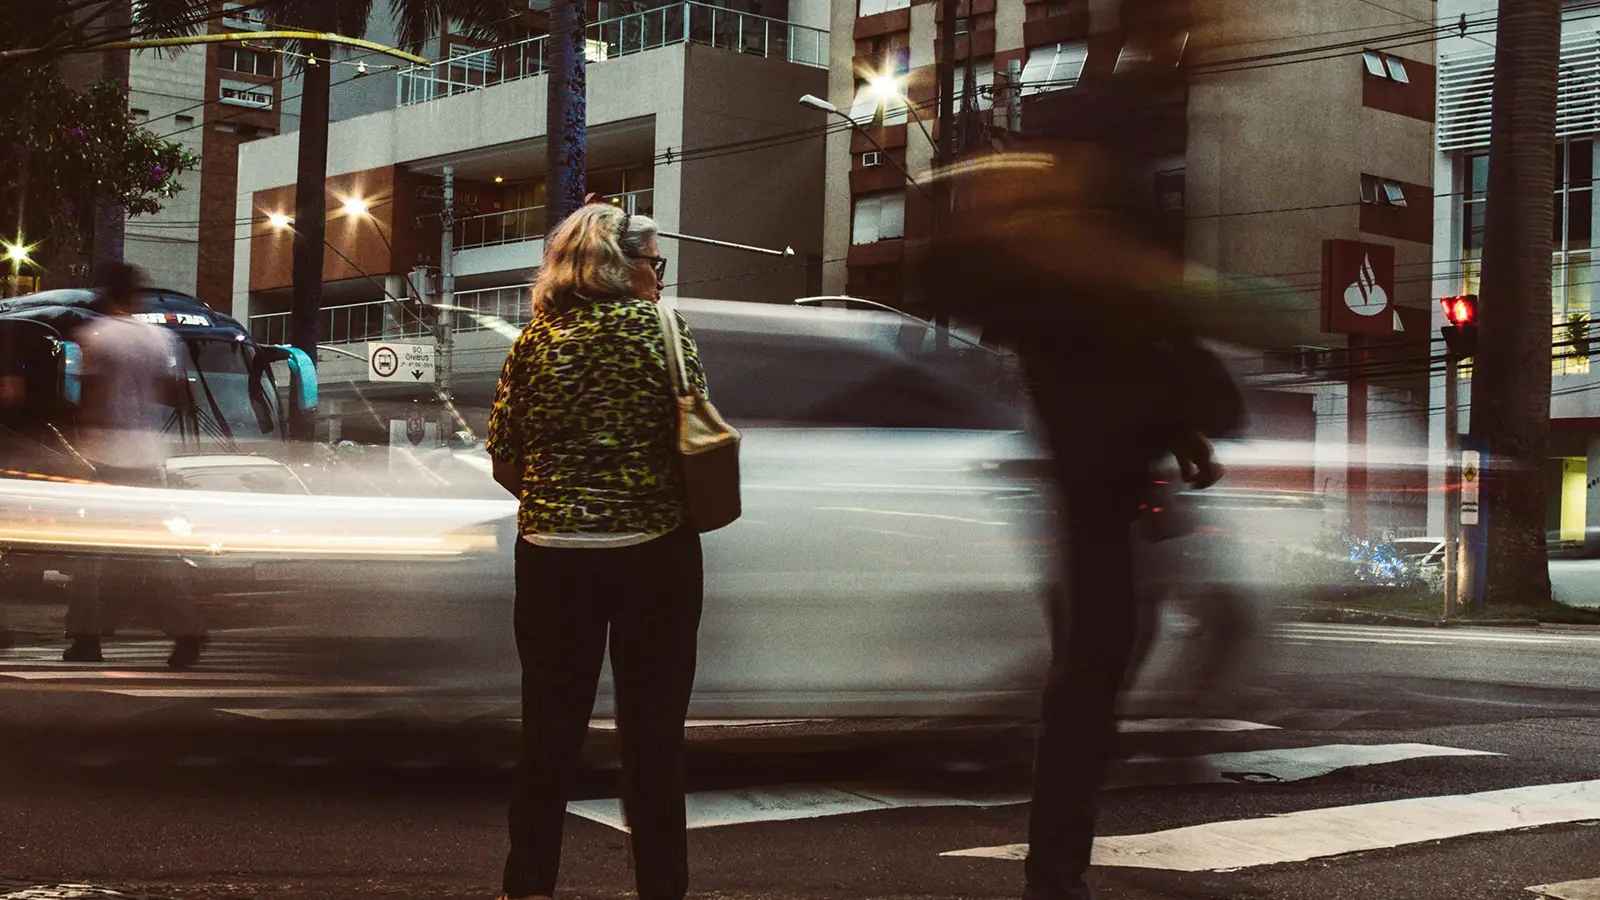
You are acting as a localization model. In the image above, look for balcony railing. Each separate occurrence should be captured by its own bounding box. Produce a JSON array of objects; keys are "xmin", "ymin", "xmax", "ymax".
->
[
  {"xmin": 455, "ymin": 189, "xmax": 654, "ymax": 251},
  {"xmin": 397, "ymin": 1, "xmax": 826, "ymax": 105},
  {"xmin": 249, "ymin": 301, "xmax": 433, "ymax": 347},
  {"xmin": 249, "ymin": 283, "xmax": 537, "ymax": 349}
]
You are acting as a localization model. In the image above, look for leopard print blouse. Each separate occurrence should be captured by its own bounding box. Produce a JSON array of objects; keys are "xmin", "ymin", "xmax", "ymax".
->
[{"xmin": 486, "ymin": 297, "xmax": 709, "ymax": 538}]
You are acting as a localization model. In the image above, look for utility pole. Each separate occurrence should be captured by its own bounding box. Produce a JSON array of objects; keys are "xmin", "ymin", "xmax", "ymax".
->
[
  {"xmin": 546, "ymin": 0, "xmax": 588, "ymax": 230},
  {"xmin": 1444, "ymin": 353, "xmax": 1461, "ymax": 617},
  {"xmin": 934, "ymin": 0, "xmax": 959, "ymax": 353},
  {"xmin": 1006, "ymin": 58, "xmax": 1023, "ymax": 138},
  {"xmin": 437, "ymin": 166, "xmax": 455, "ymax": 404}
]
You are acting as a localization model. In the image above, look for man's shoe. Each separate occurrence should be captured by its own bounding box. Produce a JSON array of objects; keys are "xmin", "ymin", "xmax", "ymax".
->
[
  {"xmin": 63, "ymin": 637, "xmax": 103, "ymax": 663},
  {"xmin": 168, "ymin": 636, "xmax": 205, "ymax": 669}
]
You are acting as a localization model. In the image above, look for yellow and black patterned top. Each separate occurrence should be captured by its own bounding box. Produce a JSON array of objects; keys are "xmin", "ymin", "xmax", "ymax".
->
[{"xmin": 487, "ymin": 297, "xmax": 709, "ymax": 538}]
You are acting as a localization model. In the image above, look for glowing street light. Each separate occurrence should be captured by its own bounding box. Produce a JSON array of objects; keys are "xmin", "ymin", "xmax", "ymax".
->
[
  {"xmin": 267, "ymin": 213, "xmax": 294, "ymax": 230},
  {"xmin": 3, "ymin": 241, "xmax": 30, "ymax": 265},
  {"xmin": 341, "ymin": 197, "xmax": 370, "ymax": 217}
]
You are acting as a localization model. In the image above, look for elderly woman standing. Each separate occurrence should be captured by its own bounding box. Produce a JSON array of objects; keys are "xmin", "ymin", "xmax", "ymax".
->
[{"xmin": 489, "ymin": 202, "xmax": 707, "ymax": 900}]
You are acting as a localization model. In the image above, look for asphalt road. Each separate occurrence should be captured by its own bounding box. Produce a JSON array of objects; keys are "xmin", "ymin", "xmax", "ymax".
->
[{"xmin": 0, "ymin": 617, "xmax": 1596, "ymax": 900}]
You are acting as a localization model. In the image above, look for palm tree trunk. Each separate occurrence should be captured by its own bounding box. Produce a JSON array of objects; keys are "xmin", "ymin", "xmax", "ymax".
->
[
  {"xmin": 1470, "ymin": 0, "xmax": 1563, "ymax": 606},
  {"xmin": 91, "ymin": 0, "xmax": 131, "ymax": 273},
  {"xmin": 545, "ymin": 0, "xmax": 587, "ymax": 230},
  {"xmin": 288, "ymin": 32, "xmax": 332, "ymax": 441}
]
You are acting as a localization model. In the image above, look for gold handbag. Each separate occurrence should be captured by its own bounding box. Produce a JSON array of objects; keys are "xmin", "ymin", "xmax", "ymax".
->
[{"xmin": 657, "ymin": 303, "xmax": 742, "ymax": 532}]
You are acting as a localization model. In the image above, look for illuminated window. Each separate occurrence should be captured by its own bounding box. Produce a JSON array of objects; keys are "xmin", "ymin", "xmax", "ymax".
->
[{"xmin": 1021, "ymin": 42, "xmax": 1087, "ymax": 95}]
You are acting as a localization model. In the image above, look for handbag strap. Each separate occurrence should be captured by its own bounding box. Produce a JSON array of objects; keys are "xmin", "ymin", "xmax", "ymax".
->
[{"xmin": 655, "ymin": 302, "xmax": 692, "ymax": 398}]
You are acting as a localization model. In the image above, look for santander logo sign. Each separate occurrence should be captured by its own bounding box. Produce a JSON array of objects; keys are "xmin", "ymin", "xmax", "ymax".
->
[{"xmin": 1343, "ymin": 254, "xmax": 1390, "ymax": 317}]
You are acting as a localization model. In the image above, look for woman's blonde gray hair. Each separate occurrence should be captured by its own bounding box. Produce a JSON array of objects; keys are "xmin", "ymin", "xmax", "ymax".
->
[{"xmin": 531, "ymin": 203, "xmax": 660, "ymax": 317}]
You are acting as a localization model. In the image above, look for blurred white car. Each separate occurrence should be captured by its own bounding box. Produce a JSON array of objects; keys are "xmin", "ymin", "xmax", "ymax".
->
[{"xmin": 164, "ymin": 455, "xmax": 311, "ymax": 495}]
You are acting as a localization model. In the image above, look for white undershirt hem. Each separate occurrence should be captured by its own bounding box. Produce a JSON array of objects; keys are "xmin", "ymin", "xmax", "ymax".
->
[{"xmin": 522, "ymin": 531, "xmax": 665, "ymax": 549}]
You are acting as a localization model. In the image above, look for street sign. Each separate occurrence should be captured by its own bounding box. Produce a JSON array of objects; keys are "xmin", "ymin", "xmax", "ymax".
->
[
  {"xmin": 1461, "ymin": 449, "xmax": 1482, "ymax": 525},
  {"xmin": 366, "ymin": 342, "xmax": 435, "ymax": 383}
]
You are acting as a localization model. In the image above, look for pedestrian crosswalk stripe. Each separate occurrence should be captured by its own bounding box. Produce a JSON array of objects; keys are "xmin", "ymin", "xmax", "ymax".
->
[
  {"xmin": 570, "ymin": 743, "xmax": 1497, "ymax": 832},
  {"xmin": 1281, "ymin": 634, "xmax": 1443, "ymax": 646},
  {"xmin": 105, "ymin": 685, "xmax": 409, "ymax": 698},
  {"xmin": 942, "ymin": 779, "xmax": 1600, "ymax": 870},
  {"xmin": 569, "ymin": 782, "xmax": 1029, "ymax": 832},
  {"xmin": 1528, "ymin": 877, "xmax": 1600, "ymax": 899},
  {"xmin": 1281, "ymin": 624, "xmax": 1594, "ymax": 645},
  {"xmin": 1117, "ymin": 718, "xmax": 1278, "ymax": 733},
  {"xmin": 1, "ymin": 670, "xmax": 277, "ymax": 681},
  {"xmin": 1113, "ymin": 743, "xmax": 1496, "ymax": 788}
]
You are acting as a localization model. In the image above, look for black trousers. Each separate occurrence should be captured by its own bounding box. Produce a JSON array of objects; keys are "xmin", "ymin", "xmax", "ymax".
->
[
  {"xmin": 502, "ymin": 528, "xmax": 704, "ymax": 900},
  {"xmin": 66, "ymin": 465, "xmax": 205, "ymax": 641},
  {"xmin": 1024, "ymin": 472, "xmax": 1143, "ymax": 900}
]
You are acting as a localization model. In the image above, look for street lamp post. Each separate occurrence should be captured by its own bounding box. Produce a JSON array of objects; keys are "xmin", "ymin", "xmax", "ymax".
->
[{"xmin": 799, "ymin": 95, "xmax": 931, "ymax": 200}]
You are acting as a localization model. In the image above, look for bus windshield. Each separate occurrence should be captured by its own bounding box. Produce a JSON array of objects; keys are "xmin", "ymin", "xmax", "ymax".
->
[{"xmin": 166, "ymin": 338, "xmax": 282, "ymax": 452}]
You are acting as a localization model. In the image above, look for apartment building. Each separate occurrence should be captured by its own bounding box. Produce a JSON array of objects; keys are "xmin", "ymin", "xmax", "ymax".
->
[
  {"xmin": 49, "ymin": 4, "xmax": 288, "ymax": 310},
  {"xmin": 1430, "ymin": 0, "xmax": 1600, "ymax": 545},
  {"xmin": 821, "ymin": 0, "xmax": 1438, "ymax": 536},
  {"xmin": 234, "ymin": 0, "xmax": 830, "ymax": 440}
]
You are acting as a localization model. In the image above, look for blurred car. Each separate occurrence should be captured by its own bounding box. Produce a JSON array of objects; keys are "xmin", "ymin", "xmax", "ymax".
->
[{"xmin": 164, "ymin": 455, "xmax": 310, "ymax": 495}]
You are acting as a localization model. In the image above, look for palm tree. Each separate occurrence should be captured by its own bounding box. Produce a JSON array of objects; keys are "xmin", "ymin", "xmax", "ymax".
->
[
  {"xmin": 240, "ymin": 0, "xmax": 512, "ymax": 439},
  {"xmin": 1470, "ymin": 0, "xmax": 1563, "ymax": 606}
]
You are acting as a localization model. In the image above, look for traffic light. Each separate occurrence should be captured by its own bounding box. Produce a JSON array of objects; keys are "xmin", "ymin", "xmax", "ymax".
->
[{"xmin": 1440, "ymin": 294, "xmax": 1479, "ymax": 358}]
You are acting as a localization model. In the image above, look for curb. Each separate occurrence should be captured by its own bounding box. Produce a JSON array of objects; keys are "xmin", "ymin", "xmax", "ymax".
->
[{"xmin": 1285, "ymin": 606, "xmax": 1543, "ymax": 629}]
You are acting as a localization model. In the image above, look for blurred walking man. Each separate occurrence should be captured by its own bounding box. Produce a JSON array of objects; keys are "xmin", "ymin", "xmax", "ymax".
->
[
  {"xmin": 62, "ymin": 263, "xmax": 206, "ymax": 668},
  {"xmin": 917, "ymin": 4, "xmax": 1243, "ymax": 897}
]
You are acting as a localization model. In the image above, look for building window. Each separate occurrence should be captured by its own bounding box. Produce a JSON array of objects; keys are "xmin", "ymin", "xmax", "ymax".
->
[
  {"xmin": 1360, "ymin": 174, "xmax": 1407, "ymax": 207},
  {"xmin": 220, "ymin": 46, "xmax": 275, "ymax": 77},
  {"xmin": 852, "ymin": 191, "xmax": 906, "ymax": 245},
  {"xmin": 858, "ymin": 0, "xmax": 911, "ymax": 17},
  {"xmin": 1021, "ymin": 41, "xmax": 1088, "ymax": 95},
  {"xmin": 219, "ymin": 79, "xmax": 274, "ymax": 108},
  {"xmin": 1461, "ymin": 141, "xmax": 1596, "ymax": 374},
  {"xmin": 174, "ymin": 114, "xmax": 194, "ymax": 126},
  {"xmin": 1363, "ymin": 49, "xmax": 1410, "ymax": 84},
  {"xmin": 960, "ymin": 57, "xmax": 995, "ymax": 110},
  {"xmin": 222, "ymin": 2, "xmax": 266, "ymax": 31}
]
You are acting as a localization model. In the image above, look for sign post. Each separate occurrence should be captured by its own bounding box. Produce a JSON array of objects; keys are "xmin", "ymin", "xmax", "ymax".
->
[
  {"xmin": 365, "ymin": 341, "xmax": 436, "ymax": 384},
  {"xmin": 1460, "ymin": 436, "xmax": 1489, "ymax": 616},
  {"xmin": 1444, "ymin": 356, "xmax": 1461, "ymax": 617},
  {"xmin": 1321, "ymin": 240, "xmax": 1396, "ymax": 545}
]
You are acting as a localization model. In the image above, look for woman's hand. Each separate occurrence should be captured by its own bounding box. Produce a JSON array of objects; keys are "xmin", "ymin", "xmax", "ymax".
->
[{"xmin": 1173, "ymin": 429, "xmax": 1222, "ymax": 490}]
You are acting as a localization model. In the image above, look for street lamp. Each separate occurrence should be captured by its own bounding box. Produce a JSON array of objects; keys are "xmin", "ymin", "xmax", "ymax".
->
[
  {"xmin": 863, "ymin": 74, "xmax": 937, "ymax": 153},
  {"xmin": 799, "ymin": 95, "xmax": 931, "ymax": 200},
  {"xmin": 3, "ymin": 241, "xmax": 30, "ymax": 266},
  {"xmin": 267, "ymin": 213, "xmax": 294, "ymax": 230}
]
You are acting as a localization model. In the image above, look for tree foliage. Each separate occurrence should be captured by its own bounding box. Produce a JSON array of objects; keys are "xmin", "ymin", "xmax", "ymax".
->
[
  {"xmin": 0, "ymin": 67, "xmax": 198, "ymax": 255},
  {"xmin": 0, "ymin": 0, "xmax": 199, "ymax": 259}
]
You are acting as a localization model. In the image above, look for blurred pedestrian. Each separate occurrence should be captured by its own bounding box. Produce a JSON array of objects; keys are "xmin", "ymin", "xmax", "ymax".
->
[
  {"xmin": 917, "ymin": 4, "xmax": 1243, "ymax": 897},
  {"xmin": 62, "ymin": 262, "xmax": 205, "ymax": 668},
  {"xmin": 489, "ymin": 202, "xmax": 707, "ymax": 900}
]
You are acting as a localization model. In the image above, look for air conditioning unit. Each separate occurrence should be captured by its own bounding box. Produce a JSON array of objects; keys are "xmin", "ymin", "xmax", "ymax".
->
[
  {"xmin": 1293, "ymin": 345, "xmax": 1332, "ymax": 374},
  {"xmin": 862, "ymin": 151, "xmax": 885, "ymax": 168}
]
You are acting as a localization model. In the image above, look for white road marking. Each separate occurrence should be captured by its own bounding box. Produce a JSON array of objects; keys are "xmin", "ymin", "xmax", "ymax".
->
[
  {"xmin": 570, "ymin": 782, "xmax": 1027, "ymax": 832},
  {"xmin": 1279, "ymin": 634, "xmax": 1442, "ymax": 646},
  {"xmin": 1280, "ymin": 624, "xmax": 1585, "ymax": 646},
  {"xmin": 1118, "ymin": 718, "xmax": 1279, "ymax": 733},
  {"xmin": 219, "ymin": 707, "xmax": 381, "ymax": 720},
  {"xmin": 1529, "ymin": 877, "xmax": 1600, "ymax": 899},
  {"xmin": 587, "ymin": 719, "xmax": 815, "ymax": 731},
  {"xmin": 105, "ymin": 685, "xmax": 407, "ymax": 698},
  {"xmin": 572, "ymin": 743, "xmax": 1491, "ymax": 832},
  {"xmin": 944, "ymin": 779, "xmax": 1600, "ymax": 870}
]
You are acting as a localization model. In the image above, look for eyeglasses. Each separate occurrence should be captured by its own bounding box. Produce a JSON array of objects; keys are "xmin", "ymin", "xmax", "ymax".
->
[{"xmin": 629, "ymin": 254, "xmax": 668, "ymax": 279}]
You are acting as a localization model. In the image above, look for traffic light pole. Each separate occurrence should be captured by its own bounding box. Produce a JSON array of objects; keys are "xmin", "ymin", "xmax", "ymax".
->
[{"xmin": 1444, "ymin": 354, "xmax": 1461, "ymax": 618}]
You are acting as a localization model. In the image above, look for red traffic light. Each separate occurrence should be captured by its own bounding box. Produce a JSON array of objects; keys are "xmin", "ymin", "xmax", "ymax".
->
[{"xmin": 1442, "ymin": 294, "xmax": 1478, "ymax": 326}]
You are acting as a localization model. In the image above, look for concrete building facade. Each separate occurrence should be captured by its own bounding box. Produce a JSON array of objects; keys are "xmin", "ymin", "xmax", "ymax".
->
[
  {"xmin": 819, "ymin": 0, "xmax": 1439, "ymax": 537},
  {"xmin": 232, "ymin": 1, "xmax": 830, "ymax": 439}
]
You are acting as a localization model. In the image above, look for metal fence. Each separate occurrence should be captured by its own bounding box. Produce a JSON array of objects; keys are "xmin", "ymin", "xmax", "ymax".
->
[
  {"xmin": 397, "ymin": 2, "xmax": 827, "ymax": 105},
  {"xmin": 455, "ymin": 189, "xmax": 654, "ymax": 251},
  {"xmin": 249, "ymin": 301, "xmax": 432, "ymax": 347}
]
